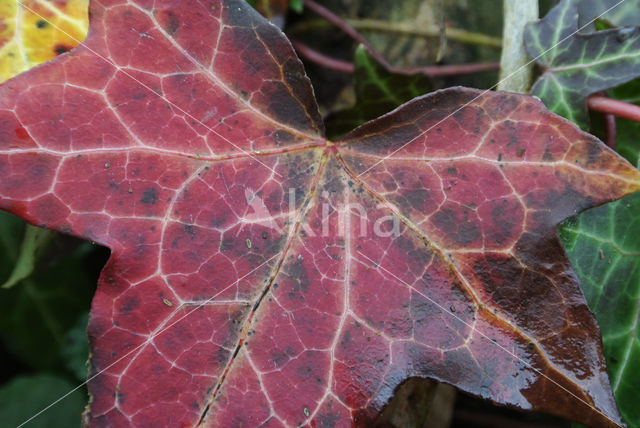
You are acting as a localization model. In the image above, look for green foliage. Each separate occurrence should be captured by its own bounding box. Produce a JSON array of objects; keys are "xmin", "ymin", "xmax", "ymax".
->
[
  {"xmin": 1, "ymin": 225, "xmax": 53, "ymax": 289},
  {"xmin": 0, "ymin": 374, "xmax": 85, "ymax": 427},
  {"xmin": 578, "ymin": 0, "xmax": 640, "ymax": 28},
  {"xmin": 289, "ymin": 0, "xmax": 303, "ymax": 13},
  {"xmin": 61, "ymin": 313, "xmax": 90, "ymax": 382},
  {"xmin": 0, "ymin": 211, "xmax": 94, "ymax": 374},
  {"xmin": 524, "ymin": 0, "xmax": 640, "ymax": 128},
  {"xmin": 326, "ymin": 45, "xmax": 433, "ymax": 137},
  {"xmin": 560, "ymin": 193, "xmax": 640, "ymax": 427},
  {"xmin": 0, "ymin": 211, "xmax": 23, "ymax": 281},
  {"xmin": 245, "ymin": 0, "xmax": 303, "ymax": 14},
  {"xmin": 0, "ymin": 236, "xmax": 94, "ymax": 371}
]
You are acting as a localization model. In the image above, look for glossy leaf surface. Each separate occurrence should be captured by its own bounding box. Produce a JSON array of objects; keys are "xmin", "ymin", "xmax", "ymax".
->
[
  {"xmin": 1, "ymin": 0, "xmax": 639, "ymax": 426},
  {"xmin": 561, "ymin": 192, "xmax": 640, "ymax": 427},
  {"xmin": 0, "ymin": 0, "xmax": 88, "ymax": 83},
  {"xmin": 524, "ymin": 0, "xmax": 640, "ymax": 128},
  {"xmin": 577, "ymin": 0, "xmax": 640, "ymax": 28}
]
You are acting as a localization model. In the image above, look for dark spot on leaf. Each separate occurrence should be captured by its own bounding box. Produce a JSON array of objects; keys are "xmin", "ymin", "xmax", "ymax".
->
[
  {"xmin": 140, "ymin": 187, "xmax": 158, "ymax": 205},
  {"xmin": 120, "ymin": 296, "xmax": 139, "ymax": 313},
  {"xmin": 616, "ymin": 26, "xmax": 637, "ymax": 42},
  {"xmin": 274, "ymin": 130, "xmax": 294, "ymax": 142},
  {"xmin": 586, "ymin": 142, "xmax": 601, "ymax": 164},
  {"xmin": 36, "ymin": 20, "xmax": 47, "ymax": 29},
  {"xmin": 54, "ymin": 44, "xmax": 71, "ymax": 55},
  {"xmin": 219, "ymin": 238, "xmax": 234, "ymax": 252},
  {"xmin": 432, "ymin": 208, "xmax": 480, "ymax": 246},
  {"xmin": 165, "ymin": 11, "xmax": 179, "ymax": 35},
  {"xmin": 403, "ymin": 189, "xmax": 431, "ymax": 211}
]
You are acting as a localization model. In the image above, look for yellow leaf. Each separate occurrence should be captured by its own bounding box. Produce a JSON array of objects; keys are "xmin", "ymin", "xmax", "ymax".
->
[{"xmin": 0, "ymin": 0, "xmax": 89, "ymax": 82}]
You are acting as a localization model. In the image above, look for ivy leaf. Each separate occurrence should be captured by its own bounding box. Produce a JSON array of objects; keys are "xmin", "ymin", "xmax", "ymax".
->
[
  {"xmin": 560, "ymin": 192, "xmax": 640, "ymax": 427},
  {"xmin": 0, "ymin": 240, "xmax": 94, "ymax": 371},
  {"xmin": 0, "ymin": 224, "xmax": 54, "ymax": 288},
  {"xmin": 0, "ymin": 0, "xmax": 89, "ymax": 83},
  {"xmin": 577, "ymin": 0, "xmax": 640, "ymax": 28},
  {"xmin": 325, "ymin": 44, "xmax": 433, "ymax": 138},
  {"xmin": 524, "ymin": 0, "xmax": 640, "ymax": 128},
  {"xmin": 61, "ymin": 312, "xmax": 91, "ymax": 382},
  {"xmin": 1, "ymin": 0, "xmax": 639, "ymax": 426},
  {"xmin": 0, "ymin": 374, "xmax": 86, "ymax": 427},
  {"xmin": 0, "ymin": 211, "xmax": 23, "ymax": 279}
]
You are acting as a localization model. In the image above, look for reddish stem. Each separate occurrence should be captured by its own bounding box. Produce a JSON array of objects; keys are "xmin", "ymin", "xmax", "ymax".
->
[
  {"xmin": 292, "ymin": 40, "xmax": 499, "ymax": 77},
  {"xmin": 302, "ymin": 0, "xmax": 499, "ymax": 78},
  {"xmin": 292, "ymin": 41, "xmax": 354, "ymax": 73},
  {"xmin": 587, "ymin": 95, "xmax": 640, "ymax": 123},
  {"xmin": 303, "ymin": 0, "xmax": 373, "ymax": 51},
  {"xmin": 603, "ymin": 114, "xmax": 617, "ymax": 150},
  {"xmin": 420, "ymin": 62, "xmax": 500, "ymax": 77}
]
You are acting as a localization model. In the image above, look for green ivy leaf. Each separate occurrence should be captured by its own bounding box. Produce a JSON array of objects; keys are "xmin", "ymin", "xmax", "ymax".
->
[
  {"xmin": 325, "ymin": 45, "xmax": 433, "ymax": 137},
  {"xmin": 0, "ymin": 374, "xmax": 85, "ymax": 427},
  {"xmin": 560, "ymin": 192, "xmax": 640, "ymax": 427},
  {"xmin": 289, "ymin": 0, "xmax": 303, "ymax": 13},
  {"xmin": 61, "ymin": 312, "xmax": 90, "ymax": 382},
  {"xmin": 1, "ymin": 225, "xmax": 54, "ymax": 289},
  {"xmin": 0, "ymin": 243, "xmax": 94, "ymax": 371},
  {"xmin": 0, "ymin": 211, "xmax": 23, "ymax": 280},
  {"xmin": 578, "ymin": 0, "xmax": 640, "ymax": 28},
  {"xmin": 524, "ymin": 0, "xmax": 640, "ymax": 128}
]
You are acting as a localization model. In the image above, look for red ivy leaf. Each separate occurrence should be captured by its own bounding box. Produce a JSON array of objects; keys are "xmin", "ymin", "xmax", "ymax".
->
[{"xmin": 1, "ymin": 1, "xmax": 639, "ymax": 426}]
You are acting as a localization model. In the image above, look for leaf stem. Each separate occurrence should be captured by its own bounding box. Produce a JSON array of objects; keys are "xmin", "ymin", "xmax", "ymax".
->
[
  {"xmin": 497, "ymin": 0, "xmax": 538, "ymax": 93},
  {"xmin": 293, "ymin": 40, "xmax": 499, "ymax": 77},
  {"xmin": 604, "ymin": 113, "xmax": 617, "ymax": 150},
  {"xmin": 587, "ymin": 95, "xmax": 640, "ymax": 123},
  {"xmin": 291, "ymin": 41, "xmax": 354, "ymax": 73},
  {"xmin": 300, "ymin": 1, "xmax": 500, "ymax": 78},
  {"xmin": 303, "ymin": 0, "xmax": 373, "ymax": 53},
  {"xmin": 288, "ymin": 19, "xmax": 502, "ymax": 49},
  {"xmin": 347, "ymin": 18, "xmax": 503, "ymax": 48}
]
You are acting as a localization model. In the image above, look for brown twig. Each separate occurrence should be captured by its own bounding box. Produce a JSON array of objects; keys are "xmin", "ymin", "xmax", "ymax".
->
[{"xmin": 587, "ymin": 95, "xmax": 640, "ymax": 123}]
